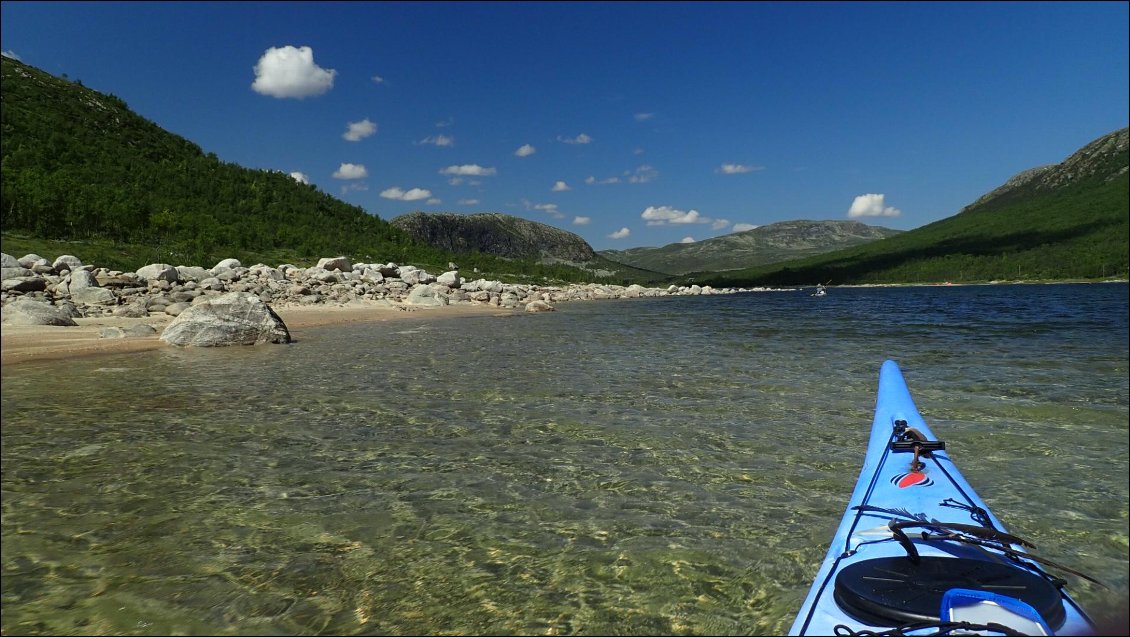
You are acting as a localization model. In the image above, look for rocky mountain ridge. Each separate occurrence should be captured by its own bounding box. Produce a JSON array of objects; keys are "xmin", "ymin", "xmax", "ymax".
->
[{"xmin": 965, "ymin": 127, "xmax": 1128, "ymax": 210}]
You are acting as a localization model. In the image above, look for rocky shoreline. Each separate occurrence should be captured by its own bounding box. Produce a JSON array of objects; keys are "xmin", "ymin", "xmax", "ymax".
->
[{"xmin": 1, "ymin": 252, "xmax": 775, "ymax": 347}]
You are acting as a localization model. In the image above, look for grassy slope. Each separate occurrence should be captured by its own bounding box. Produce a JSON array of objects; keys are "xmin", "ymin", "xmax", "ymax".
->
[{"xmin": 696, "ymin": 170, "xmax": 1128, "ymax": 287}]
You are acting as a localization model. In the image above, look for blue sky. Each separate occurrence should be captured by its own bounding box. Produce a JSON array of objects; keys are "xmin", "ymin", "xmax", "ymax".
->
[{"xmin": 2, "ymin": 1, "xmax": 1127, "ymax": 251}]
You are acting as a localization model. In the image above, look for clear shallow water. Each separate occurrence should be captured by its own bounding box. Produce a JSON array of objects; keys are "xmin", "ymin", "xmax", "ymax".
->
[{"xmin": 2, "ymin": 283, "xmax": 1127, "ymax": 636}]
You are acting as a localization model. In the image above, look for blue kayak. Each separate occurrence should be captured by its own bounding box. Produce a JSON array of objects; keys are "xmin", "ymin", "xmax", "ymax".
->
[{"xmin": 789, "ymin": 360, "xmax": 1096, "ymax": 636}]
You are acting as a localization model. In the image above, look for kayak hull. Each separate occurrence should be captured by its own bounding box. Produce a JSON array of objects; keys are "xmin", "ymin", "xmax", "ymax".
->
[{"xmin": 789, "ymin": 360, "xmax": 1094, "ymax": 636}]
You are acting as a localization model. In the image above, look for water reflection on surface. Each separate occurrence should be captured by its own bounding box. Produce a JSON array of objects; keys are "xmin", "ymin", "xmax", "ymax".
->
[{"xmin": 2, "ymin": 284, "xmax": 1127, "ymax": 635}]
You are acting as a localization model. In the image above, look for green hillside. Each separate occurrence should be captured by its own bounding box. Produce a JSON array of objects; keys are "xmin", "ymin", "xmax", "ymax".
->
[
  {"xmin": 697, "ymin": 128, "xmax": 1129, "ymax": 287},
  {"xmin": 599, "ymin": 220, "xmax": 903, "ymax": 275},
  {"xmin": 0, "ymin": 56, "xmax": 605, "ymax": 283}
]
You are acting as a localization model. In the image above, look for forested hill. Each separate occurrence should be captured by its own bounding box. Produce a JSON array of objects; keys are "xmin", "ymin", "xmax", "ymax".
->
[
  {"xmin": 1, "ymin": 56, "xmax": 403, "ymax": 266},
  {"xmin": 697, "ymin": 127, "xmax": 1129, "ymax": 287},
  {"xmin": 0, "ymin": 56, "xmax": 604, "ymax": 282}
]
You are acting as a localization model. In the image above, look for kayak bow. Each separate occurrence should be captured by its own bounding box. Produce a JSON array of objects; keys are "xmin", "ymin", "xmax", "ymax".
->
[{"xmin": 789, "ymin": 360, "xmax": 1095, "ymax": 636}]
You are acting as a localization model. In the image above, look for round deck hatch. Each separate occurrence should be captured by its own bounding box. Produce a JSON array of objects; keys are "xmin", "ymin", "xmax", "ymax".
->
[{"xmin": 833, "ymin": 556, "xmax": 1064, "ymax": 629}]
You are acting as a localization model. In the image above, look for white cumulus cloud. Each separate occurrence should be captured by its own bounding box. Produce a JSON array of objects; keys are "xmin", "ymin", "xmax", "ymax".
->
[
  {"xmin": 515, "ymin": 144, "xmax": 536, "ymax": 157},
  {"xmin": 680, "ymin": 236, "xmax": 696, "ymax": 243},
  {"xmin": 641, "ymin": 205, "xmax": 712, "ymax": 225},
  {"xmin": 343, "ymin": 118, "xmax": 377, "ymax": 142},
  {"xmin": 558, "ymin": 133, "xmax": 593, "ymax": 144},
  {"xmin": 440, "ymin": 164, "xmax": 497, "ymax": 177},
  {"xmin": 2, "ymin": 50, "xmax": 21, "ymax": 61},
  {"xmin": 717, "ymin": 163, "xmax": 763, "ymax": 174},
  {"xmin": 371, "ymin": 74, "xmax": 385, "ymax": 84},
  {"xmin": 733, "ymin": 223, "xmax": 759, "ymax": 232},
  {"xmin": 848, "ymin": 193, "xmax": 901, "ymax": 218},
  {"xmin": 290, "ymin": 171, "xmax": 310, "ymax": 184},
  {"xmin": 711, "ymin": 219, "xmax": 730, "ymax": 230},
  {"xmin": 251, "ymin": 45, "xmax": 336, "ymax": 98},
  {"xmin": 634, "ymin": 112, "xmax": 654, "ymax": 122},
  {"xmin": 608, "ymin": 227, "xmax": 631, "ymax": 239},
  {"xmin": 458, "ymin": 198, "xmax": 480, "ymax": 205},
  {"xmin": 551, "ymin": 180, "xmax": 570, "ymax": 192},
  {"xmin": 333, "ymin": 163, "xmax": 368, "ymax": 179},
  {"xmin": 573, "ymin": 216, "xmax": 591, "ymax": 225},
  {"xmin": 380, "ymin": 187, "xmax": 433, "ymax": 201}
]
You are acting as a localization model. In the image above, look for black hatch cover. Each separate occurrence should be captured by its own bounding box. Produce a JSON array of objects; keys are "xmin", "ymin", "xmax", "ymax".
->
[{"xmin": 833, "ymin": 556, "xmax": 1065, "ymax": 629}]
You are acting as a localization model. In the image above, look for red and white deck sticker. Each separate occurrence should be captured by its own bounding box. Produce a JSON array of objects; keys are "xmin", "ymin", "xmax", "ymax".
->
[{"xmin": 892, "ymin": 471, "xmax": 934, "ymax": 488}]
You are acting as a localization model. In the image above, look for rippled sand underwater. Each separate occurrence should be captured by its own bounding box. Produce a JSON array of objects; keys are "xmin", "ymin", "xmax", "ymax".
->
[{"xmin": 2, "ymin": 283, "xmax": 1127, "ymax": 635}]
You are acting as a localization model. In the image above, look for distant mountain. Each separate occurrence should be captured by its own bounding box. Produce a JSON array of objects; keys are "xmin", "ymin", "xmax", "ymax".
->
[
  {"xmin": 389, "ymin": 212, "xmax": 666, "ymax": 281},
  {"xmin": 698, "ymin": 127, "xmax": 1129, "ymax": 286},
  {"xmin": 391, "ymin": 212, "xmax": 596, "ymax": 263},
  {"xmin": 599, "ymin": 220, "xmax": 902, "ymax": 275}
]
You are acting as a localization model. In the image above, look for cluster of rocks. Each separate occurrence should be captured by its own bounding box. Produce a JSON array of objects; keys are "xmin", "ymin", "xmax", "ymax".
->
[{"xmin": 1, "ymin": 252, "xmax": 760, "ymax": 346}]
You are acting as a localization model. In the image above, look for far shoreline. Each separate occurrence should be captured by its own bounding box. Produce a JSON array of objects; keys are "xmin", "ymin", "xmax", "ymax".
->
[
  {"xmin": 3, "ymin": 279, "xmax": 1125, "ymax": 368},
  {"xmin": 0, "ymin": 301, "xmax": 515, "ymax": 368}
]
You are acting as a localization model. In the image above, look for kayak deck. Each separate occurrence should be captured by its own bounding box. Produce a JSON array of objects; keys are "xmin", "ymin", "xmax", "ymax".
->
[{"xmin": 789, "ymin": 360, "xmax": 1094, "ymax": 636}]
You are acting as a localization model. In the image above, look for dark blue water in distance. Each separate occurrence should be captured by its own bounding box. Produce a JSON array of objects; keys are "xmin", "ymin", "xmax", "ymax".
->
[{"xmin": 2, "ymin": 283, "xmax": 1127, "ymax": 635}]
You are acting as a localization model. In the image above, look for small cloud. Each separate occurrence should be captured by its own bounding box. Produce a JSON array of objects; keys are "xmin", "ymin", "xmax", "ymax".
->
[
  {"xmin": 515, "ymin": 144, "xmax": 536, "ymax": 157},
  {"xmin": 551, "ymin": 180, "xmax": 570, "ymax": 192},
  {"xmin": 711, "ymin": 219, "xmax": 730, "ymax": 230},
  {"xmin": 343, "ymin": 118, "xmax": 377, "ymax": 142},
  {"xmin": 733, "ymin": 223, "xmax": 759, "ymax": 232},
  {"xmin": 340, "ymin": 183, "xmax": 368, "ymax": 195},
  {"xmin": 717, "ymin": 163, "xmax": 763, "ymax": 174},
  {"xmin": 333, "ymin": 163, "xmax": 368, "ymax": 179},
  {"xmin": 558, "ymin": 133, "xmax": 593, "ymax": 144},
  {"xmin": 573, "ymin": 216, "xmax": 591, "ymax": 225},
  {"xmin": 1, "ymin": 50, "xmax": 21, "ymax": 61},
  {"xmin": 626, "ymin": 165, "xmax": 658, "ymax": 184},
  {"xmin": 679, "ymin": 236, "xmax": 695, "ymax": 243},
  {"xmin": 458, "ymin": 198, "xmax": 480, "ymax": 205},
  {"xmin": 251, "ymin": 45, "xmax": 336, "ymax": 98},
  {"xmin": 419, "ymin": 134, "xmax": 454, "ymax": 147},
  {"xmin": 633, "ymin": 148, "xmax": 645, "ymax": 155},
  {"xmin": 522, "ymin": 200, "xmax": 564, "ymax": 219},
  {"xmin": 440, "ymin": 164, "xmax": 497, "ymax": 177},
  {"xmin": 290, "ymin": 171, "xmax": 310, "ymax": 184},
  {"xmin": 585, "ymin": 175, "xmax": 620, "ymax": 185},
  {"xmin": 435, "ymin": 117, "xmax": 454, "ymax": 128},
  {"xmin": 426, "ymin": 198, "xmax": 442, "ymax": 205},
  {"xmin": 848, "ymin": 193, "xmax": 901, "ymax": 218},
  {"xmin": 380, "ymin": 186, "xmax": 433, "ymax": 201},
  {"xmin": 371, "ymin": 74, "xmax": 385, "ymax": 84},
  {"xmin": 608, "ymin": 227, "xmax": 631, "ymax": 239},
  {"xmin": 641, "ymin": 205, "xmax": 714, "ymax": 225},
  {"xmin": 634, "ymin": 112, "xmax": 654, "ymax": 122}
]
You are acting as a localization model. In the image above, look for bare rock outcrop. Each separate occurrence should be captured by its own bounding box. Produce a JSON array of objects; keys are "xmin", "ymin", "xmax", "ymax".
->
[{"xmin": 159, "ymin": 292, "xmax": 290, "ymax": 347}]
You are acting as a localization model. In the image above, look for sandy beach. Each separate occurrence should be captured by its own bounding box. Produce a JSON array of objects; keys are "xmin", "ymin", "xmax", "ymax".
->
[{"xmin": 1, "ymin": 301, "xmax": 513, "ymax": 367}]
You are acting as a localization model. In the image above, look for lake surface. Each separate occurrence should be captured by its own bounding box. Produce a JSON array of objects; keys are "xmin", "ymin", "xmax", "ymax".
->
[{"xmin": 2, "ymin": 283, "xmax": 1127, "ymax": 635}]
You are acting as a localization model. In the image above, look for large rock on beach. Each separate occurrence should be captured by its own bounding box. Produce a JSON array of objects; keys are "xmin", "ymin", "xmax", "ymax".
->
[
  {"xmin": 316, "ymin": 256, "xmax": 352, "ymax": 272},
  {"xmin": 405, "ymin": 284, "xmax": 448, "ymax": 306},
  {"xmin": 160, "ymin": 292, "xmax": 290, "ymax": 347},
  {"xmin": 136, "ymin": 263, "xmax": 180, "ymax": 282},
  {"xmin": 52, "ymin": 254, "xmax": 83, "ymax": 273},
  {"xmin": 1, "ymin": 298, "xmax": 79, "ymax": 326}
]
